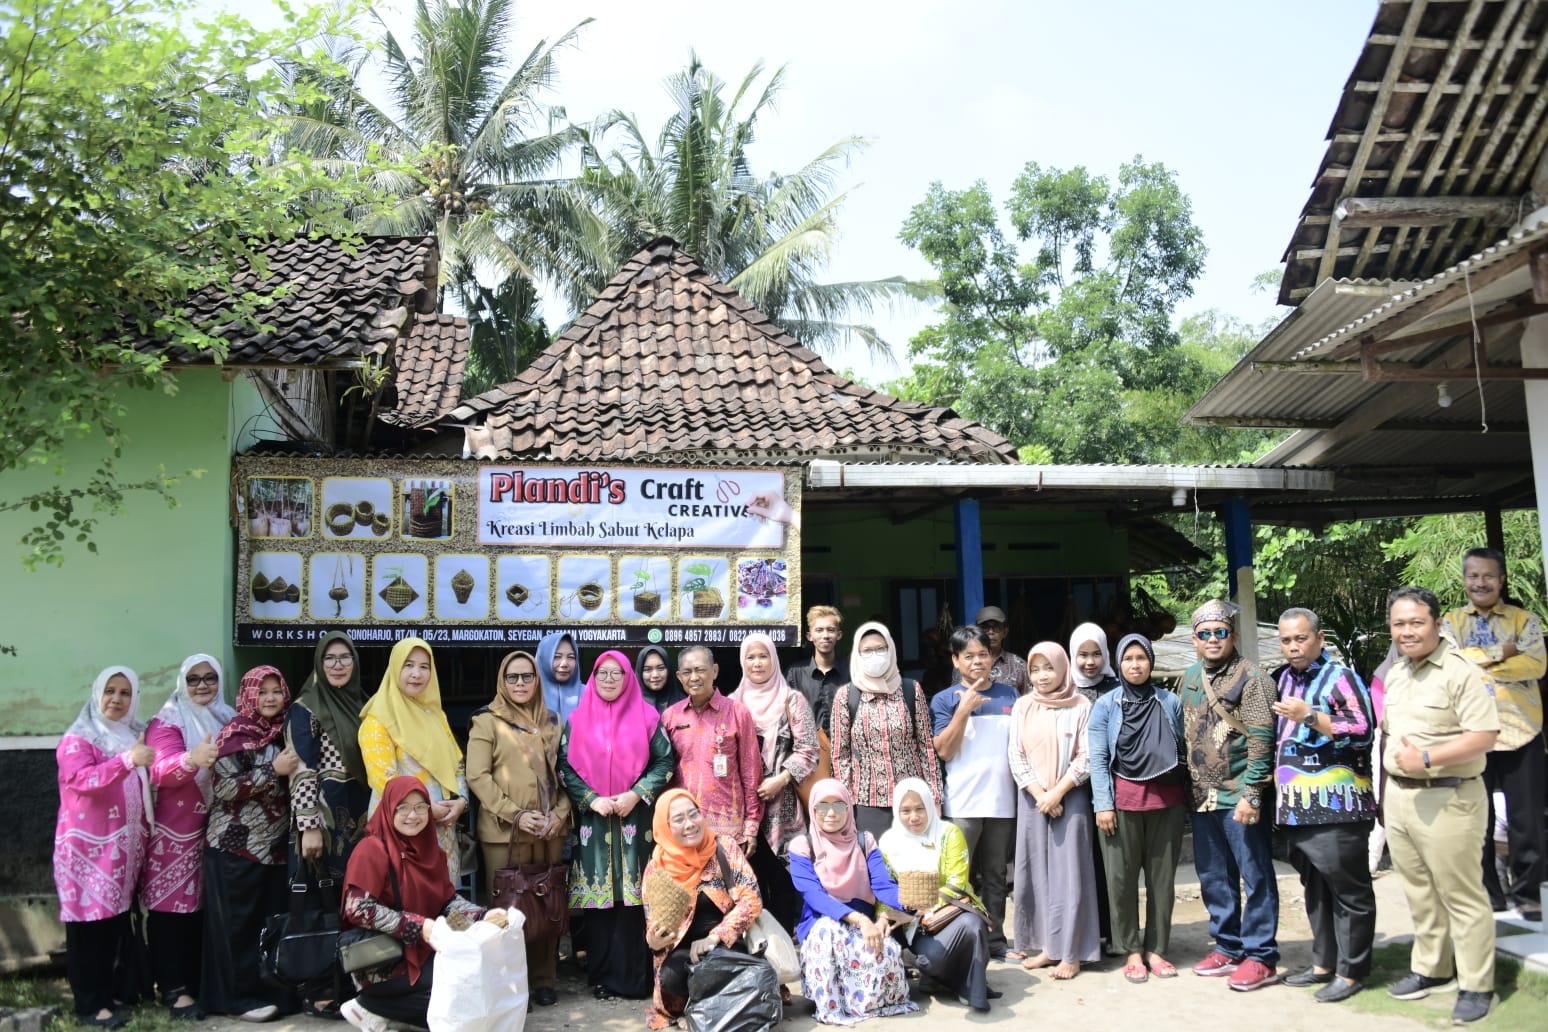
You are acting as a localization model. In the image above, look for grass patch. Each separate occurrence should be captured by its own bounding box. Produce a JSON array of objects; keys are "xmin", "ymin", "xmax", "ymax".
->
[
  {"xmin": 1343, "ymin": 943, "xmax": 1548, "ymax": 1030},
  {"xmin": 0, "ymin": 976, "xmax": 183, "ymax": 1031}
]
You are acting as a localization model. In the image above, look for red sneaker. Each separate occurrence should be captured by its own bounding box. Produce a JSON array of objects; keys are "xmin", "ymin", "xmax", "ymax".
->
[
  {"xmin": 1192, "ymin": 950, "xmax": 1240, "ymax": 976},
  {"xmin": 1228, "ymin": 959, "xmax": 1280, "ymax": 991}
]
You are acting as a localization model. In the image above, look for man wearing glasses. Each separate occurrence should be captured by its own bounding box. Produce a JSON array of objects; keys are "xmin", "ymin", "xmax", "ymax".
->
[
  {"xmin": 1178, "ymin": 600, "xmax": 1280, "ymax": 992},
  {"xmin": 660, "ymin": 646, "xmax": 764, "ymax": 855}
]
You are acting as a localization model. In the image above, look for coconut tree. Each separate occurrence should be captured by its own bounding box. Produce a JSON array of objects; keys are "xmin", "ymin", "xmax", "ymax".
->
[{"xmin": 568, "ymin": 55, "xmax": 925, "ymax": 354}]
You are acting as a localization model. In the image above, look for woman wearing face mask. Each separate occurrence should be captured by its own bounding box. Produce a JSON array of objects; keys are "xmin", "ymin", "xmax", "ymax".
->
[
  {"xmin": 1088, "ymin": 634, "xmax": 1186, "ymax": 984},
  {"xmin": 55, "ymin": 666, "xmax": 154, "ymax": 1030},
  {"xmin": 729, "ymin": 631, "xmax": 818, "ymax": 933},
  {"xmin": 558, "ymin": 651, "xmax": 674, "ymax": 1000},
  {"xmin": 202, "ymin": 666, "xmax": 301, "ymax": 1021},
  {"xmin": 466, "ymin": 650, "xmax": 571, "ymax": 1007},
  {"xmin": 641, "ymin": 789, "xmax": 763, "ymax": 1030},
  {"xmin": 536, "ymin": 631, "xmax": 584, "ymax": 727},
  {"xmin": 1008, "ymin": 643, "xmax": 1099, "ymax": 980},
  {"xmin": 789, "ymin": 779, "xmax": 916, "ymax": 1025},
  {"xmin": 144, "ymin": 655, "xmax": 232, "ymax": 1020},
  {"xmin": 1069, "ymin": 622, "xmax": 1120, "ymax": 952},
  {"xmin": 878, "ymin": 778, "xmax": 995, "ymax": 1012},
  {"xmin": 359, "ymin": 638, "xmax": 468, "ymax": 883},
  {"xmin": 830, "ymin": 622, "xmax": 942, "ymax": 841},
  {"xmin": 636, "ymin": 645, "xmax": 685, "ymax": 714}
]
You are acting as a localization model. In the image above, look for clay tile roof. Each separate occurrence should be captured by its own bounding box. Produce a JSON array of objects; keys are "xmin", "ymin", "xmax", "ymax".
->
[
  {"xmin": 449, "ymin": 238, "xmax": 1018, "ymax": 465},
  {"xmin": 145, "ymin": 236, "xmax": 440, "ymax": 366},
  {"xmin": 378, "ymin": 312, "xmax": 472, "ymax": 429}
]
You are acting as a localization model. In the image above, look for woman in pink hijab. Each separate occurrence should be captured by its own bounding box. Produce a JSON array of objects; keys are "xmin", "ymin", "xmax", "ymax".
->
[
  {"xmin": 789, "ymin": 778, "xmax": 918, "ymax": 1025},
  {"xmin": 558, "ymin": 650, "xmax": 674, "ymax": 1001}
]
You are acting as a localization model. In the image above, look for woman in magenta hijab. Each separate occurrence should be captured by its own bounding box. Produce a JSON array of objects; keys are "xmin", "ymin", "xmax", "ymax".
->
[{"xmin": 557, "ymin": 650, "xmax": 675, "ymax": 1000}]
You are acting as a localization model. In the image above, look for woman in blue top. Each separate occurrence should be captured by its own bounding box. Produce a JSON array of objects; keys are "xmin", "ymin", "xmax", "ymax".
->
[
  {"xmin": 789, "ymin": 779, "xmax": 917, "ymax": 1025},
  {"xmin": 1088, "ymin": 633, "xmax": 1188, "ymax": 983},
  {"xmin": 535, "ymin": 631, "xmax": 583, "ymax": 727}
]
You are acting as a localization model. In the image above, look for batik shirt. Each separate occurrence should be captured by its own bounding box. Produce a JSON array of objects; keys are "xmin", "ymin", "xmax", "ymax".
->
[
  {"xmin": 1442, "ymin": 601, "xmax": 1545, "ymax": 751},
  {"xmin": 1179, "ymin": 654, "xmax": 1276, "ymax": 812}
]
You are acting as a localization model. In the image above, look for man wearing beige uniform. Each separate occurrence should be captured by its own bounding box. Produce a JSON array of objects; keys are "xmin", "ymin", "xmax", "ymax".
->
[{"xmin": 1381, "ymin": 586, "xmax": 1500, "ymax": 1025}]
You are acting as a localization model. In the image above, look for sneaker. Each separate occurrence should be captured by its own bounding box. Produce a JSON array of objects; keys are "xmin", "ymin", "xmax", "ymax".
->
[
  {"xmin": 1451, "ymin": 990, "xmax": 1494, "ymax": 1024},
  {"xmin": 1192, "ymin": 950, "xmax": 1240, "ymax": 977},
  {"xmin": 1314, "ymin": 977, "xmax": 1363, "ymax": 1003},
  {"xmin": 1228, "ymin": 959, "xmax": 1280, "ymax": 992},
  {"xmin": 1283, "ymin": 966, "xmax": 1334, "ymax": 988},
  {"xmin": 340, "ymin": 999, "xmax": 391, "ymax": 1032},
  {"xmin": 1388, "ymin": 971, "xmax": 1458, "ymax": 1000},
  {"xmin": 239, "ymin": 1005, "xmax": 279, "ymax": 1023}
]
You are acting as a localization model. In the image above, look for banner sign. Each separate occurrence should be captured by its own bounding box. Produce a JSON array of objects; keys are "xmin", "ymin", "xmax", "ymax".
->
[{"xmin": 233, "ymin": 457, "xmax": 801, "ymax": 648}]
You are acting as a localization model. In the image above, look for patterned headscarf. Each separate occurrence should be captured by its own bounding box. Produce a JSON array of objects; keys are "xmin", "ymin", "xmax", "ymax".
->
[
  {"xmin": 1191, "ymin": 599, "xmax": 1238, "ymax": 629},
  {"xmin": 214, "ymin": 665, "xmax": 290, "ymax": 758}
]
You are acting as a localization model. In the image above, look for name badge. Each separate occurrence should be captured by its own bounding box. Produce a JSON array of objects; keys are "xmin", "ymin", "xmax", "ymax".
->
[{"xmin": 713, "ymin": 753, "xmax": 729, "ymax": 778}]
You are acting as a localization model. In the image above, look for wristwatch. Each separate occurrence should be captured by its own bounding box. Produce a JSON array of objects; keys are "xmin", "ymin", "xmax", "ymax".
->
[{"xmin": 1300, "ymin": 710, "xmax": 1319, "ymax": 729}]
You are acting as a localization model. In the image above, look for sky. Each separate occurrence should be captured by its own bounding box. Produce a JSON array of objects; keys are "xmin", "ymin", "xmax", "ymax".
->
[{"xmin": 244, "ymin": 0, "xmax": 1383, "ymax": 382}]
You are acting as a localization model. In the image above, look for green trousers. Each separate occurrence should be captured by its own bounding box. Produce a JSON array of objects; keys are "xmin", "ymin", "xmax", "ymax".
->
[{"xmin": 1098, "ymin": 805, "xmax": 1185, "ymax": 956}]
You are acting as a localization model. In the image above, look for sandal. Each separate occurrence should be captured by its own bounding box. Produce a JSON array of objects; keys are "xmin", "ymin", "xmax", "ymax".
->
[
  {"xmin": 1149, "ymin": 958, "xmax": 1177, "ymax": 979},
  {"xmin": 300, "ymin": 999, "xmax": 341, "ymax": 1020},
  {"xmin": 1123, "ymin": 963, "xmax": 1149, "ymax": 984},
  {"xmin": 1002, "ymin": 949, "xmax": 1027, "ymax": 962}
]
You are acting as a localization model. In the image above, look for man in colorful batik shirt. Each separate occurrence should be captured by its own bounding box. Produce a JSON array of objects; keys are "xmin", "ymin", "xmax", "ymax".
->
[
  {"xmin": 1441, "ymin": 547, "xmax": 1546, "ymax": 920},
  {"xmin": 1270, "ymin": 607, "xmax": 1377, "ymax": 1003},
  {"xmin": 661, "ymin": 645, "xmax": 764, "ymax": 853}
]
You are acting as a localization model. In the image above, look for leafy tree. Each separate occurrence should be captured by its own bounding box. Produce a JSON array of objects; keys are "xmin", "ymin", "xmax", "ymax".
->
[
  {"xmin": 1382, "ymin": 511, "xmax": 1544, "ymax": 605},
  {"xmin": 0, "ymin": 0, "xmax": 389, "ymax": 568},
  {"xmin": 567, "ymin": 55, "xmax": 925, "ymax": 353},
  {"xmin": 896, "ymin": 159, "xmax": 1268, "ymax": 463}
]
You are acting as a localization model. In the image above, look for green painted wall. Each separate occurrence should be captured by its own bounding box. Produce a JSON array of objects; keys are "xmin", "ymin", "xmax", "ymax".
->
[{"xmin": 0, "ymin": 370, "xmax": 262, "ymax": 733}]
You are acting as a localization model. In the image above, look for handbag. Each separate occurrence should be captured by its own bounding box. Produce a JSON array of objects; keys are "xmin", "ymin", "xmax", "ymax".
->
[
  {"xmin": 490, "ymin": 739, "xmax": 570, "ymax": 944},
  {"xmin": 786, "ymin": 694, "xmax": 830, "ymax": 808},
  {"xmin": 337, "ymin": 857, "xmax": 405, "ymax": 975},
  {"xmin": 260, "ymin": 877, "xmax": 341, "ymax": 989},
  {"xmin": 920, "ymin": 882, "xmax": 993, "ymax": 936},
  {"xmin": 713, "ymin": 845, "xmax": 800, "ymax": 983}
]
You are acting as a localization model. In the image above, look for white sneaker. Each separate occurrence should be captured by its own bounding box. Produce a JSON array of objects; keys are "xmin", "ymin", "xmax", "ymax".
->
[
  {"xmin": 238, "ymin": 1004, "xmax": 279, "ymax": 1022},
  {"xmin": 341, "ymin": 998, "xmax": 392, "ymax": 1032}
]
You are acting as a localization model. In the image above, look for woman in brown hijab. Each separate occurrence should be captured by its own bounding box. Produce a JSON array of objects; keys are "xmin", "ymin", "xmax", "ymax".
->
[{"xmin": 466, "ymin": 649, "xmax": 572, "ymax": 1007}]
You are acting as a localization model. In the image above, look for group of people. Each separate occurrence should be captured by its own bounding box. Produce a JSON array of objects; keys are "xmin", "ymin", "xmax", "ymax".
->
[{"xmin": 52, "ymin": 547, "xmax": 1542, "ymax": 1029}]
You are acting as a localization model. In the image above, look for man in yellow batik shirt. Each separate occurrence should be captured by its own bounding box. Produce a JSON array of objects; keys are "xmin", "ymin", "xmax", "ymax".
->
[{"xmin": 1442, "ymin": 547, "xmax": 1546, "ymax": 921}]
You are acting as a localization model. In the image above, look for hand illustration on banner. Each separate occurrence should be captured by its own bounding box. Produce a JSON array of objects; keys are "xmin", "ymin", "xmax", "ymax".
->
[{"xmin": 747, "ymin": 490, "xmax": 800, "ymax": 530}]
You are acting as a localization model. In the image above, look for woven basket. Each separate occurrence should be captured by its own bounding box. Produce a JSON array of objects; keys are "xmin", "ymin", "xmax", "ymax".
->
[
  {"xmin": 633, "ymin": 591, "xmax": 661, "ymax": 616},
  {"xmin": 897, "ymin": 870, "xmax": 940, "ymax": 914},
  {"xmin": 506, "ymin": 583, "xmax": 529, "ymax": 607},
  {"xmin": 380, "ymin": 576, "xmax": 419, "ymax": 613},
  {"xmin": 451, "ymin": 570, "xmax": 475, "ymax": 604},
  {"xmin": 371, "ymin": 512, "xmax": 391, "ymax": 536},
  {"xmin": 250, "ymin": 573, "xmax": 270, "ymax": 603},
  {"xmin": 578, "ymin": 583, "xmax": 604, "ymax": 611},
  {"xmin": 692, "ymin": 589, "xmax": 723, "ymax": 618},
  {"xmin": 267, "ymin": 576, "xmax": 289, "ymax": 599},
  {"xmin": 326, "ymin": 503, "xmax": 355, "ymax": 536},
  {"xmin": 283, "ymin": 583, "xmax": 300, "ymax": 604},
  {"xmin": 353, "ymin": 501, "xmax": 375, "ymax": 527},
  {"xmin": 644, "ymin": 868, "xmax": 693, "ymax": 933}
]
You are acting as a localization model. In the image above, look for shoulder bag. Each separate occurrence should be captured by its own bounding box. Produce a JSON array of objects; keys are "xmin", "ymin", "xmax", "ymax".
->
[
  {"xmin": 920, "ymin": 882, "xmax": 994, "ymax": 937},
  {"xmin": 714, "ymin": 845, "xmax": 800, "ymax": 983},
  {"xmin": 337, "ymin": 856, "xmax": 406, "ymax": 975},
  {"xmin": 490, "ymin": 730, "xmax": 570, "ymax": 943}
]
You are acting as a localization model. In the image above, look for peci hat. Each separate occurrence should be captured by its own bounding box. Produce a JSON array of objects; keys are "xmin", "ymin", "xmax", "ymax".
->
[{"xmin": 975, "ymin": 606, "xmax": 1008, "ymax": 625}]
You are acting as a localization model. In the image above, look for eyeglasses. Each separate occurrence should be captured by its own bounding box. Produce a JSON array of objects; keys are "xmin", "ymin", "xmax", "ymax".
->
[
  {"xmin": 667, "ymin": 808, "xmax": 703, "ymax": 828},
  {"xmin": 185, "ymin": 673, "xmax": 219, "ymax": 687},
  {"xmin": 1195, "ymin": 628, "xmax": 1232, "ymax": 641},
  {"xmin": 394, "ymin": 803, "xmax": 431, "ymax": 817},
  {"xmin": 812, "ymin": 801, "xmax": 850, "ymax": 816},
  {"xmin": 504, "ymin": 671, "xmax": 537, "ymax": 685},
  {"xmin": 594, "ymin": 668, "xmax": 624, "ymax": 682},
  {"xmin": 322, "ymin": 654, "xmax": 354, "ymax": 668},
  {"xmin": 857, "ymin": 647, "xmax": 889, "ymax": 658}
]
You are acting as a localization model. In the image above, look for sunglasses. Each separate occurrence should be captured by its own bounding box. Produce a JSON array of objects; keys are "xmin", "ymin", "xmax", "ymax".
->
[
  {"xmin": 185, "ymin": 673, "xmax": 220, "ymax": 687},
  {"xmin": 1195, "ymin": 628, "xmax": 1232, "ymax": 641},
  {"xmin": 503, "ymin": 672, "xmax": 537, "ymax": 685},
  {"xmin": 812, "ymin": 801, "xmax": 850, "ymax": 816}
]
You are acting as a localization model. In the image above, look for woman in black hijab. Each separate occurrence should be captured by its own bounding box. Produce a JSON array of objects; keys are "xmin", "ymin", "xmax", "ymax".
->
[
  {"xmin": 1086, "ymin": 634, "xmax": 1188, "ymax": 983},
  {"xmin": 635, "ymin": 646, "xmax": 685, "ymax": 714}
]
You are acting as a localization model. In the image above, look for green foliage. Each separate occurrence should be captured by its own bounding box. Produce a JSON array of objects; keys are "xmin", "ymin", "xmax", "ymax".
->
[
  {"xmin": 1382, "ymin": 511, "xmax": 1544, "ymax": 605},
  {"xmin": 568, "ymin": 55, "xmax": 926, "ymax": 353},
  {"xmin": 896, "ymin": 159, "xmax": 1268, "ymax": 463},
  {"xmin": 460, "ymin": 276, "xmax": 550, "ymax": 393},
  {"xmin": 1, "ymin": 0, "xmax": 390, "ymax": 568}
]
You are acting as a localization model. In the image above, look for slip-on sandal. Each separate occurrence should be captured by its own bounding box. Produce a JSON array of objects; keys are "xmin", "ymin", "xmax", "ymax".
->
[
  {"xmin": 1123, "ymin": 963, "xmax": 1149, "ymax": 984},
  {"xmin": 1149, "ymin": 958, "xmax": 1178, "ymax": 978}
]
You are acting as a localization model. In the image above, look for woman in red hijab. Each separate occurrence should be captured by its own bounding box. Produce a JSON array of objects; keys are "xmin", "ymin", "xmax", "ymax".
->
[
  {"xmin": 339, "ymin": 775, "xmax": 506, "ymax": 1032},
  {"xmin": 557, "ymin": 650, "xmax": 674, "ymax": 1000}
]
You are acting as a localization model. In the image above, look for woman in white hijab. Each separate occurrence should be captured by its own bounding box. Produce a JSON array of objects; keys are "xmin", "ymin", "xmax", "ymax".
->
[
  {"xmin": 1068, "ymin": 621, "xmax": 1120, "ymax": 950},
  {"xmin": 878, "ymin": 778, "xmax": 996, "ymax": 1012},
  {"xmin": 54, "ymin": 666, "xmax": 155, "ymax": 1028},
  {"xmin": 143, "ymin": 654, "xmax": 231, "ymax": 1018}
]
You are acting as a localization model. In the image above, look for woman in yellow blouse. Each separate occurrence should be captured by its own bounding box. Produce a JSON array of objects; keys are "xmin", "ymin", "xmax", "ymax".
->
[
  {"xmin": 359, "ymin": 637, "xmax": 468, "ymax": 884},
  {"xmin": 877, "ymin": 778, "xmax": 997, "ymax": 1012}
]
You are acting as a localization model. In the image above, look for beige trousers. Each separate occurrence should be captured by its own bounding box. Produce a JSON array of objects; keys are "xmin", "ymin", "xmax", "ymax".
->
[{"xmin": 1385, "ymin": 777, "xmax": 1495, "ymax": 991}]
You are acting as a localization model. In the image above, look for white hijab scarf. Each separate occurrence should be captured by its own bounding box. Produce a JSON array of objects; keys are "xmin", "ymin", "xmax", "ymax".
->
[
  {"xmin": 153, "ymin": 654, "xmax": 235, "ymax": 802},
  {"xmin": 65, "ymin": 666, "xmax": 154, "ymax": 826},
  {"xmin": 1068, "ymin": 622, "xmax": 1117, "ymax": 688},
  {"xmin": 849, "ymin": 621, "xmax": 903, "ymax": 697},
  {"xmin": 878, "ymin": 776, "xmax": 945, "ymax": 873}
]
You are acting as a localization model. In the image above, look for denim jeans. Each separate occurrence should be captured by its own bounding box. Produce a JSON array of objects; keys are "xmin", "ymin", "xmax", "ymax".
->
[{"xmin": 1190, "ymin": 809, "xmax": 1279, "ymax": 964}]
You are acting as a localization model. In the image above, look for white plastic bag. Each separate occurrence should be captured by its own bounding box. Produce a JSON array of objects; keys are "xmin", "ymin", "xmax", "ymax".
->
[
  {"xmin": 743, "ymin": 912, "xmax": 800, "ymax": 984},
  {"xmin": 426, "ymin": 911, "xmax": 529, "ymax": 1032}
]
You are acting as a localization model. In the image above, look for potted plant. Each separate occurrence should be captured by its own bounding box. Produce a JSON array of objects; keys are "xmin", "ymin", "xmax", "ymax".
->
[
  {"xmin": 680, "ymin": 561, "xmax": 724, "ymax": 619},
  {"xmin": 631, "ymin": 563, "xmax": 661, "ymax": 616}
]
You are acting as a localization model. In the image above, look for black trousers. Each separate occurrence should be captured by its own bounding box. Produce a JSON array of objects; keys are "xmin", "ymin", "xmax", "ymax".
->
[
  {"xmin": 147, "ymin": 909, "xmax": 202, "ymax": 1003},
  {"xmin": 65, "ymin": 913, "xmax": 131, "ymax": 1017},
  {"xmin": 1482, "ymin": 735, "xmax": 1546, "ymax": 910},
  {"xmin": 1284, "ymin": 822, "xmax": 1377, "ymax": 980},
  {"xmin": 356, "ymin": 956, "xmax": 434, "ymax": 1027}
]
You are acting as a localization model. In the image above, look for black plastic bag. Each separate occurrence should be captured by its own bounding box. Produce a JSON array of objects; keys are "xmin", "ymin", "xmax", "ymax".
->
[{"xmin": 685, "ymin": 948, "xmax": 781, "ymax": 1032}]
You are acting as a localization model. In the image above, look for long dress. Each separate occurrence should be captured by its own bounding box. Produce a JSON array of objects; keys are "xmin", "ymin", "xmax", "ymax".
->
[
  {"xmin": 360, "ymin": 713, "xmax": 467, "ymax": 885},
  {"xmin": 558, "ymin": 723, "xmax": 674, "ymax": 998}
]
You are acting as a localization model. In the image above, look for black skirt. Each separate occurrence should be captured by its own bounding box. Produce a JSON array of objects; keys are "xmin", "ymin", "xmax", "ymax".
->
[
  {"xmin": 585, "ymin": 904, "xmax": 653, "ymax": 998},
  {"xmin": 199, "ymin": 848, "xmax": 297, "ymax": 1016}
]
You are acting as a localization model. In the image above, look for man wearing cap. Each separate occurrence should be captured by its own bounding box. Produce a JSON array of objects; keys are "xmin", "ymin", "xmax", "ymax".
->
[
  {"xmin": 1440, "ymin": 547, "xmax": 1546, "ymax": 921},
  {"xmin": 1383, "ymin": 585, "xmax": 1499, "ymax": 1024},
  {"xmin": 1270, "ymin": 607, "xmax": 1378, "ymax": 1004},
  {"xmin": 1179, "ymin": 599, "xmax": 1280, "ymax": 991},
  {"xmin": 951, "ymin": 606, "xmax": 1028, "ymax": 694}
]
